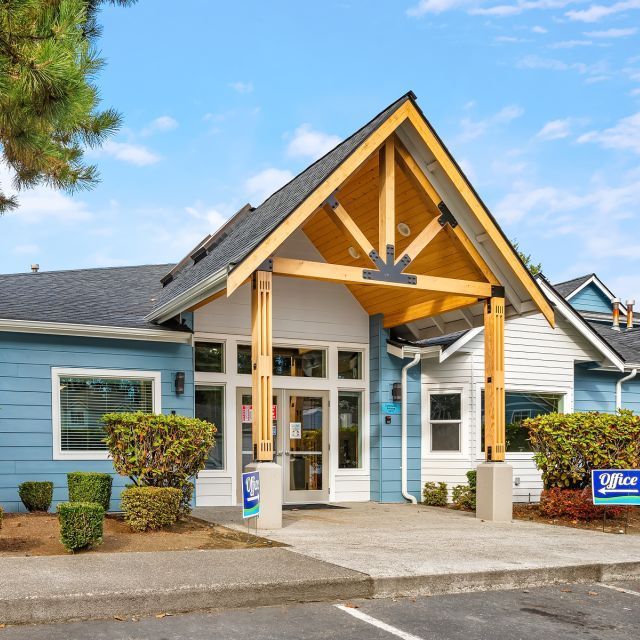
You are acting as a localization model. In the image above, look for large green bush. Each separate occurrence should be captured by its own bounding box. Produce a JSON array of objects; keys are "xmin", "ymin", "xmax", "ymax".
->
[
  {"xmin": 102, "ymin": 412, "xmax": 216, "ymax": 515},
  {"xmin": 121, "ymin": 486, "xmax": 181, "ymax": 531},
  {"xmin": 57, "ymin": 502, "xmax": 104, "ymax": 552},
  {"xmin": 526, "ymin": 410, "xmax": 640, "ymax": 489},
  {"xmin": 67, "ymin": 472, "xmax": 113, "ymax": 512},
  {"xmin": 18, "ymin": 481, "xmax": 53, "ymax": 512},
  {"xmin": 422, "ymin": 482, "xmax": 448, "ymax": 506}
]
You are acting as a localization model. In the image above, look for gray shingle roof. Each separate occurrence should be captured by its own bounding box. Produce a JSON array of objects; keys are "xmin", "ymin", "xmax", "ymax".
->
[
  {"xmin": 153, "ymin": 92, "xmax": 416, "ymax": 313},
  {"xmin": 588, "ymin": 321, "xmax": 640, "ymax": 365},
  {"xmin": 553, "ymin": 274, "xmax": 593, "ymax": 298},
  {"xmin": 389, "ymin": 330, "xmax": 469, "ymax": 350},
  {"xmin": 0, "ymin": 264, "xmax": 186, "ymax": 331}
]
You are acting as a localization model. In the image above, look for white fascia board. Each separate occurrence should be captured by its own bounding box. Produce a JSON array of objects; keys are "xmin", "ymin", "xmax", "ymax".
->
[
  {"xmin": 439, "ymin": 327, "xmax": 484, "ymax": 362},
  {"xmin": 0, "ymin": 319, "xmax": 193, "ymax": 344},
  {"xmin": 386, "ymin": 342, "xmax": 440, "ymax": 359},
  {"xmin": 537, "ymin": 279, "xmax": 625, "ymax": 372},
  {"xmin": 145, "ymin": 268, "xmax": 228, "ymax": 323}
]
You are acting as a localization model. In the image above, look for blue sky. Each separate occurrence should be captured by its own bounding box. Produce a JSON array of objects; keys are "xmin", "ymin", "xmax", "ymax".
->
[{"xmin": 1, "ymin": 0, "xmax": 640, "ymax": 301}]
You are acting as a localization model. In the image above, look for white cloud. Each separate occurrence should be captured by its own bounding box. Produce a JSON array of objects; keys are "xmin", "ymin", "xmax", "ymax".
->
[
  {"xmin": 13, "ymin": 243, "xmax": 39, "ymax": 255},
  {"xmin": 566, "ymin": 0, "xmax": 640, "ymax": 22},
  {"xmin": 458, "ymin": 104, "xmax": 524, "ymax": 142},
  {"xmin": 244, "ymin": 168, "xmax": 294, "ymax": 203},
  {"xmin": 585, "ymin": 27, "xmax": 637, "ymax": 38},
  {"xmin": 494, "ymin": 35, "xmax": 526, "ymax": 43},
  {"xmin": 470, "ymin": 0, "xmax": 577, "ymax": 16},
  {"xmin": 99, "ymin": 141, "xmax": 162, "ymax": 166},
  {"xmin": 141, "ymin": 115, "xmax": 178, "ymax": 136},
  {"xmin": 229, "ymin": 81, "xmax": 254, "ymax": 93},
  {"xmin": 532, "ymin": 25, "xmax": 548, "ymax": 33},
  {"xmin": 286, "ymin": 124, "xmax": 342, "ymax": 160},
  {"xmin": 577, "ymin": 113, "xmax": 640, "ymax": 154},
  {"xmin": 549, "ymin": 39, "xmax": 593, "ymax": 49},
  {"xmin": 184, "ymin": 202, "xmax": 229, "ymax": 234},
  {"xmin": 631, "ymin": 87, "xmax": 640, "ymax": 95},
  {"xmin": 536, "ymin": 118, "xmax": 573, "ymax": 140},
  {"xmin": 406, "ymin": 0, "xmax": 471, "ymax": 16}
]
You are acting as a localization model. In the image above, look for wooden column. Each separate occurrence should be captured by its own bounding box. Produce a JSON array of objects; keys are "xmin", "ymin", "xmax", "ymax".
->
[
  {"xmin": 378, "ymin": 137, "xmax": 395, "ymax": 256},
  {"xmin": 484, "ymin": 294, "xmax": 505, "ymax": 462},
  {"xmin": 251, "ymin": 270, "xmax": 273, "ymax": 461}
]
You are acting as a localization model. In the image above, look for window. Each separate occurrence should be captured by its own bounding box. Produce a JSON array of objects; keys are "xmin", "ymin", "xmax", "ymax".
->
[
  {"xmin": 237, "ymin": 345, "xmax": 326, "ymax": 378},
  {"xmin": 195, "ymin": 342, "xmax": 224, "ymax": 373},
  {"xmin": 429, "ymin": 392, "xmax": 462, "ymax": 452},
  {"xmin": 338, "ymin": 391, "xmax": 362, "ymax": 468},
  {"xmin": 338, "ymin": 351, "xmax": 363, "ymax": 380},
  {"xmin": 195, "ymin": 386, "xmax": 225, "ymax": 470},
  {"xmin": 53, "ymin": 368, "xmax": 160, "ymax": 459},
  {"xmin": 480, "ymin": 391, "xmax": 563, "ymax": 453}
]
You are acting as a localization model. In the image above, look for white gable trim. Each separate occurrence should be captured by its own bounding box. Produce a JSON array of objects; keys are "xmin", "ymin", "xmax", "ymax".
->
[{"xmin": 440, "ymin": 327, "xmax": 484, "ymax": 362}]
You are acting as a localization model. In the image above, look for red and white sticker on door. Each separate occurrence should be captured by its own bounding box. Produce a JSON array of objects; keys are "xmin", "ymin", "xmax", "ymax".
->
[{"xmin": 241, "ymin": 404, "xmax": 277, "ymax": 423}]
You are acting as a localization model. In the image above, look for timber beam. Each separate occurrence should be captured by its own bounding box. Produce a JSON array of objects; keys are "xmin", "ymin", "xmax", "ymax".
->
[
  {"xmin": 270, "ymin": 257, "xmax": 493, "ymax": 297},
  {"xmin": 484, "ymin": 294, "xmax": 506, "ymax": 462}
]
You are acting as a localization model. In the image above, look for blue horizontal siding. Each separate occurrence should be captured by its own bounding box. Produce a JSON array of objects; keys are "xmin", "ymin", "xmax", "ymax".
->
[
  {"xmin": 0, "ymin": 331, "xmax": 194, "ymax": 512},
  {"xmin": 369, "ymin": 315, "xmax": 421, "ymax": 503},
  {"xmin": 574, "ymin": 364, "xmax": 640, "ymax": 414},
  {"xmin": 569, "ymin": 284, "xmax": 612, "ymax": 315}
]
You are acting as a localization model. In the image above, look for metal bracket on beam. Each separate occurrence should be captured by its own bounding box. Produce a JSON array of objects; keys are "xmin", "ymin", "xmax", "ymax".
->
[
  {"xmin": 437, "ymin": 201, "xmax": 458, "ymax": 228},
  {"xmin": 491, "ymin": 285, "xmax": 505, "ymax": 298},
  {"xmin": 363, "ymin": 244, "xmax": 417, "ymax": 286},
  {"xmin": 257, "ymin": 258, "xmax": 273, "ymax": 272},
  {"xmin": 325, "ymin": 192, "xmax": 339, "ymax": 210}
]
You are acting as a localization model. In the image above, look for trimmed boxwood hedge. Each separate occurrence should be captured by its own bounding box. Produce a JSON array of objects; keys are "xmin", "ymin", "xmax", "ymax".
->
[
  {"xmin": 18, "ymin": 481, "xmax": 53, "ymax": 512},
  {"xmin": 57, "ymin": 502, "xmax": 104, "ymax": 552},
  {"xmin": 67, "ymin": 472, "xmax": 113, "ymax": 512},
  {"xmin": 121, "ymin": 486, "xmax": 181, "ymax": 531}
]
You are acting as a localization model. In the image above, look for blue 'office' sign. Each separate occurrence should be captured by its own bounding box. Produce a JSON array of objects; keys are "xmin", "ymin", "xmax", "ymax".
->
[
  {"xmin": 592, "ymin": 469, "xmax": 640, "ymax": 506},
  {"xmin": 242, "ymin": 470, "xmax": 260, "ymax": 519}
]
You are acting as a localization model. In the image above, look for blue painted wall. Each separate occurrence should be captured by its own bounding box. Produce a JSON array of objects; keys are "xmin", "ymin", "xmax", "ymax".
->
[
  {"xmin": 369, "ymin": 315, "xmax": 421, "ymax": 503},
  {"xmin": 574, "ymin": 363, "xmax": 640, "ymax": 414},
  {"xmin": 0, "ymin": 332, "xmax": 194, "ymax": 512},
  {"xmin": 569, "ymin": 283, "xmax": 612, "ymax": 315}
]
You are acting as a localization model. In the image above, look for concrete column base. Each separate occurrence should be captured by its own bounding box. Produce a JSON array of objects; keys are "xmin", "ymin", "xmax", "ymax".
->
[
  {"xmin": 245, "ymin": 461, "xmax": 282, "ymax": 529},
  {"xmin": 476, "ymin": 462, "xmax": 513, "ymax": 522}
]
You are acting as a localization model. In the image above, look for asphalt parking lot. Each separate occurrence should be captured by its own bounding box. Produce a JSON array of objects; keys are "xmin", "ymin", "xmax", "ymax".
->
[{"xmin": 1, "ymin": 580, "xmax": 639, "ymax": 639}]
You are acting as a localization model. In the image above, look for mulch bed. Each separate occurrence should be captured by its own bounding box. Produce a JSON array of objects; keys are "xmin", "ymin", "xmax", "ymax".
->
[
  {"xmin": 0, "ymin": 513, "xmax": 277, "ymax": 556},
  {"xmin": 513, "ymin": 503, "xmax": 640, "ymax": 535}
]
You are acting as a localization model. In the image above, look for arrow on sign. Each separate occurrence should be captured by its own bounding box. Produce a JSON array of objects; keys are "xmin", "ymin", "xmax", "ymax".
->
[{"xmin": 598, "ymin": 488, "xmax": 640, "ymax": 495}]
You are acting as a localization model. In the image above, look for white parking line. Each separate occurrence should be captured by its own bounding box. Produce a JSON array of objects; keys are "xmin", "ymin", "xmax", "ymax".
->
[
  {"xmin": 599, "ymin": 583, "xmax": 640, "ymax": 597},
  {"xmin": 335, "ymin": 604, "xmax": 425, "ymax": 640}
]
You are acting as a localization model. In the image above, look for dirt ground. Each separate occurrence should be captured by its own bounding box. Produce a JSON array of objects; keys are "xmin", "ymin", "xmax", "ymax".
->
[
  {"xmin": 513, "ymin": 503, "xmax": 639, "ymax": 535},
  {"xmin": 0, "ymin": 513, "xmax": 277, "ymax": 556}
]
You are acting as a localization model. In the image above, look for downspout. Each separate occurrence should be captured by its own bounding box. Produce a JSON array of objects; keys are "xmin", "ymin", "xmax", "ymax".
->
[
  {"xmin": 401, "ymin": 353, "xmax": 421, "ymax": 504},
  {"xmin": 616, "ymin": 369, "xmax": 637, "ymax": 410}
]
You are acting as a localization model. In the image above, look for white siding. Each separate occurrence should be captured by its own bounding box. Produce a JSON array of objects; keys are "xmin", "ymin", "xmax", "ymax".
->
[
  {"xmin": 194, "ymin": 230, "xmax": 369, "ymax": 343},
  {"xmin": 421, "ymin": 313, "xmax": 603, "ymax": 502}
]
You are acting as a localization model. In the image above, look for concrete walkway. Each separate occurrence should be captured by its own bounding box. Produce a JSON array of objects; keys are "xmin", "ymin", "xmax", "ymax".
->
[{"xmin": 195, "ymin": 503, "xmax": 640, "ymax": 596}]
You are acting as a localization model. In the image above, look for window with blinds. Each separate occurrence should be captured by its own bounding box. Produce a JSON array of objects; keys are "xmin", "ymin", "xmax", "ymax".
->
[{"xmin": 59, "ymin": 376, "xmax": 154, "ymax": 452}]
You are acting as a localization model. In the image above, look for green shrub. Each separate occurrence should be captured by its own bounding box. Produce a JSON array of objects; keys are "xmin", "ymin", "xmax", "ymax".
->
[
  {"xmin": 67, "ymin": 472, "xmax": 113, "ymax": 512},
  {"xmin": 57, "ymin": 502, "xmax": 104, "ymax": 552},
  {"xmin": 540, "ymin": 488, "xmax": 625, "ymax": 521},
  {"xmin": 18, "ymin": 481, "xmax": 53, "ymax": 512},
  {"xmin": 526, "ymin": 410, "xmax": 640, "ymax": 489},
  {"xmin": 452, "ymin": 471, "xmax": 477, "ymax": 511},
  {"xmin": 422, "ymin": 482, "xmax": 448, "ymax": 506},
  {"xmin": 102, "ymin": 412, "xmax": 216, "ymax": 516},
  {"xmin": 120, "ymin": 486, "xmax": 181, "ymax": 531}
]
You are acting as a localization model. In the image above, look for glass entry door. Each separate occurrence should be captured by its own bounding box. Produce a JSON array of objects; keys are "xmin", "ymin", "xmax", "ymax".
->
[{"xmin": 284, "ymin": 390, "xmax": 329, "ymax": 503}]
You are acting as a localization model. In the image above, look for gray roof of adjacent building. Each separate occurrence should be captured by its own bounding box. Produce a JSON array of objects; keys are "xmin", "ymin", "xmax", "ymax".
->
[
  {"xmin": 0, "ymin": 264, "xmax": 186, "ymax": 332},
  {"xmin": 552, "ymin": 274, "xmax": 594, "ymax": 299}
]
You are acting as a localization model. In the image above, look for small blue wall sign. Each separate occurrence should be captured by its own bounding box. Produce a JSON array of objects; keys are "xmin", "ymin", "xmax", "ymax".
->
[
  {"xmin": 592, "ymin": 469, "xmax": 640, "ymax": 506},
  {"xmin": 242, "ymin": 471, "xmax": 260, "ymax": 519},
  {"xmin": 382, "ymin": 402, "xmax": 401, "ymax": 415}
]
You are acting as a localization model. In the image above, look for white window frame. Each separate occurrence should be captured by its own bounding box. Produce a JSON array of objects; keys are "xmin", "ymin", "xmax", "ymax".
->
[
  {"xmin": 195, "ymin": 382, "xmax": 227, "ymax": 474},
  {"xmin": 235, "ymin": 342, "xmax": 330, "ymax": 381},
  {"xmin": 424, "ymin": 385, "xmax": 469, "ymax": 459},
  {"xmin": 194, "ymin": 339, "xmax": 226, "ymax": 374},
  {"xmin": 474, "ymin": 386, "xmax": 568, "ymax": 461},
  {"xmin": 337, "ymin": 349, "xmax": 365, "ymax": 381},
  {"xmin": 337, "ymin": 388, "xmax": 365, "ymax": 470},
  {"xmin": 52, "ymin": 367, "xmax": 162, "ymax": 461}
]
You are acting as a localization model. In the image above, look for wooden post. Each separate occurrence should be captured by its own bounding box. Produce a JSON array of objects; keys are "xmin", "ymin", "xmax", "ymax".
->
[
  {"xmin": 484, "ymin": 294, "xmax": 505, "ymax": 462},
  {"xmin": 378, "ymin": 137, "xmax": 395, "ymax": 256},
  {"xmin": 251, "ymin": 269, "xmax": 273, "ymax": 461}
]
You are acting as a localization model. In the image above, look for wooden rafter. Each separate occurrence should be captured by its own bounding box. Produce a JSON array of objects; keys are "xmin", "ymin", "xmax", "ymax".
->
[
  {"xmin": 378, "ymin": 137, "xmax": 395, "ymax": 255},
  {"xmin": 323, "ymin": 197, "xmax": 375, "ymax": 263},
  {"xmin": 395, "ymin": 215, "xmax": 444, "ymax": 268},
  {"xmin": 271, "ymin": 257, "xmax": 492, "ymax": 297},
  {"xmin": 383, "ymin": 296, "xmax": 481, "ymax": 328}
]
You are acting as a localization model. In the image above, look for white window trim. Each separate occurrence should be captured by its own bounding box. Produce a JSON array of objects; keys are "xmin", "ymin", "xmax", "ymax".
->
[
  {"xmin": 52, "ymin": 367, "xmax": 162, "ymax": 461},
  {"xmin": 195, "ymin": 382, "xmax": 227, "ymax": 475},
  {"xmin": 474, "ymin": 386, "xmax": 568, "ymax": 461},
  {"xmin": 194, "ymin": 338, "xmax": 227, "ymax": 374},
  {"xmin": 336, "ymin": 387, "xmax": 367, "ymax": 474},
  {"xmin": 423, "ymin": 385, "xmax": 469, "ymax": 459}
]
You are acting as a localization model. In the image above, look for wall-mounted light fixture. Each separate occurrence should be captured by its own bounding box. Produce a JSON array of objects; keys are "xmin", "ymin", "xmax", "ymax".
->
[
  {"xmin": 392, "ymin": 382, "xmax": 402, "ymax": 403},
  {"xmin": 175, "ymin": 371, "xmax": 185, "ymax": 395}
]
